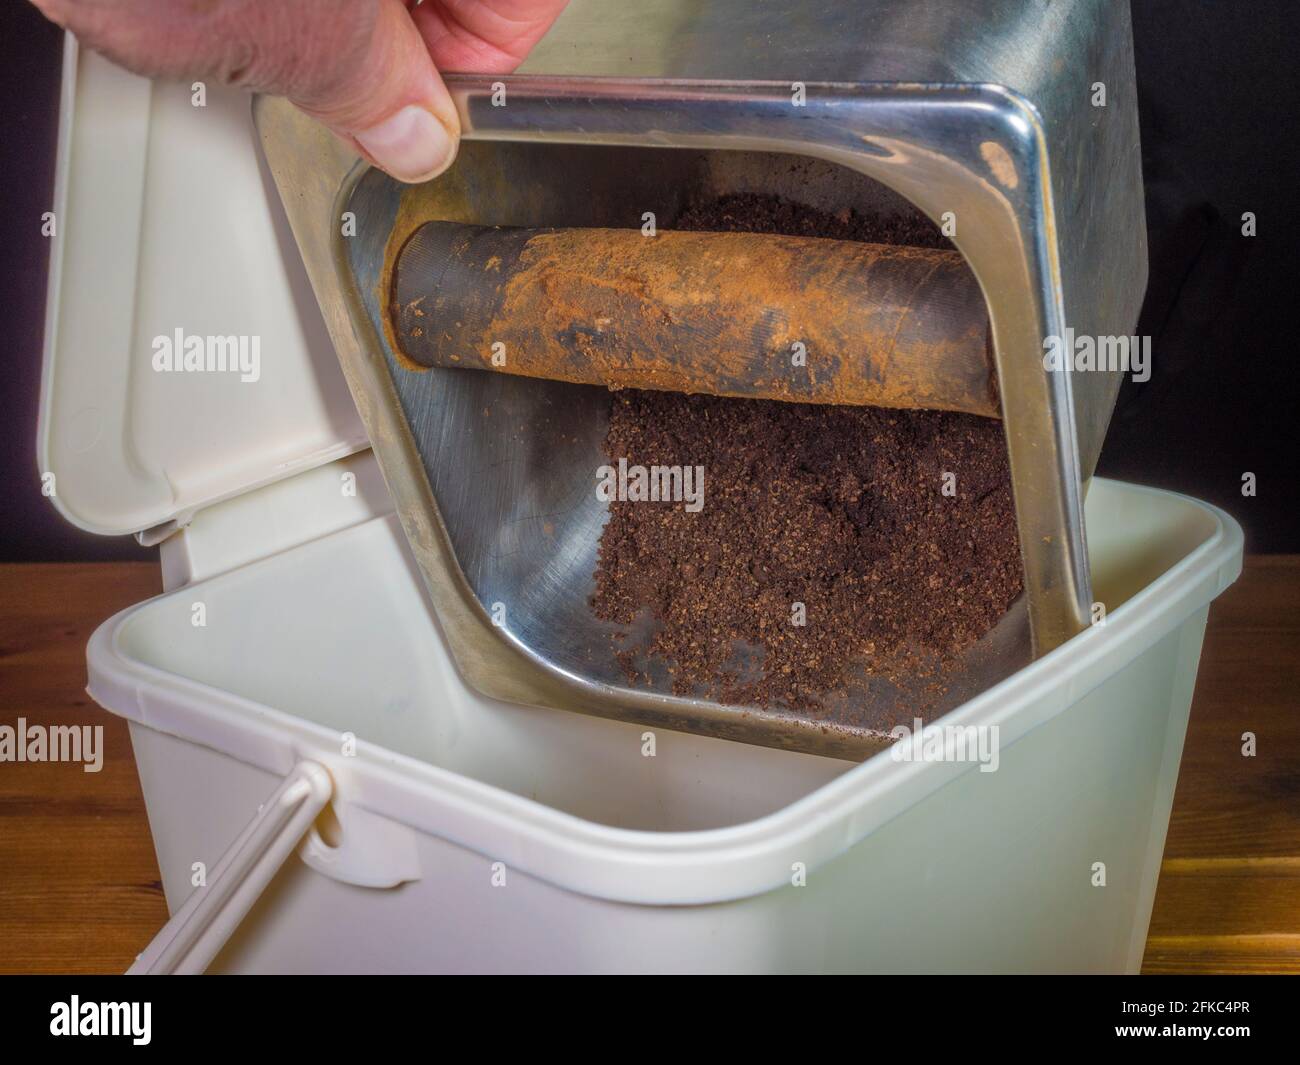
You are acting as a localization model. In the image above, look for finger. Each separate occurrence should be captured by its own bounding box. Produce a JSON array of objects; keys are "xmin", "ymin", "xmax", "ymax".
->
[
  {"xmin": 412, "ymin": 0, "xmax": 570, "ymax": 72},
  {"xmin": 30, "ymin": 0, "xmax": 460, "ymax": 183}
]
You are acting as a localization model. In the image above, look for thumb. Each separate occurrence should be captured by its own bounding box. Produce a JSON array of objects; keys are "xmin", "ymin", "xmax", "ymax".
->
[{"xmin": 30, "ymin": 0, "xmax": 460, "ymax": 183}]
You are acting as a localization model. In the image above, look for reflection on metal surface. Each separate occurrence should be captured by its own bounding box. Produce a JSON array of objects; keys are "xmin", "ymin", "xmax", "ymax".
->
[{"xmin": 253, "ymin": 0, "xmax": 1146, "ymax": 759}]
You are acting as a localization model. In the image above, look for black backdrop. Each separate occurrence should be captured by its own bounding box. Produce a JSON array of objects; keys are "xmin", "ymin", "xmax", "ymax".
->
[{"xmin": 2, "ymin": 1, "xmax": 1297, "ymax": 561}]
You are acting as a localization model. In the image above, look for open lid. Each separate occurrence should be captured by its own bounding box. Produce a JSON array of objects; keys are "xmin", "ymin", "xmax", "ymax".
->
[{"xmin": 37, "ymin": 40, "xmax": 367, "ymax": 539}]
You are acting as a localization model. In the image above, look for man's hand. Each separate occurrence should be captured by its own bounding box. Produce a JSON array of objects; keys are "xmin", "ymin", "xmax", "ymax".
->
[{"xmin": 30, "ymin": 0, "xmax": 570, "ymax": 182}]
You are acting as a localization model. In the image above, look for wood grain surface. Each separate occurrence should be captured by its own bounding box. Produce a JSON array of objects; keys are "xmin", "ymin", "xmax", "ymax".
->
[
  {"xmin": 0, "ymin": 558, "xmax": 1296, "ymax": 974},
  {"xmin": 0, "ymin": 562, "xmax": 165, "ymax": 974}
]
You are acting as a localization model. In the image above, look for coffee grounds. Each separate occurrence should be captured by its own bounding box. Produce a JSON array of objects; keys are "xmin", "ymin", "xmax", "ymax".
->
[
  {"xmin": 673, "ymin": 192, "xmax": 954, "ymax": 250},
  {"xmin": 590, "ymin": 194, "xmax": 1023, "ymax": 713}
]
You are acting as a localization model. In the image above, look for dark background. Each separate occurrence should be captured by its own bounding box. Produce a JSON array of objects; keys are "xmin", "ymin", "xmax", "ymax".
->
[{"xmin": 2, "ymin": 1, "xmax": 1297, "ymax": 561}]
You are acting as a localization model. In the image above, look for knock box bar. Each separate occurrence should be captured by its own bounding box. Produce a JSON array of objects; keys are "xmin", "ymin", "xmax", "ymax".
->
[{"xmin": 388, "ymin": 222, "xmax": 998, "ymax": 418}]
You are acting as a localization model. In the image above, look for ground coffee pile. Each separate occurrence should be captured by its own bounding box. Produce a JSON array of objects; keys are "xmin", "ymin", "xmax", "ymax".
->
[{"xmin": 591, "ymin": 194, "xmax": 1023, "ymax": 711}]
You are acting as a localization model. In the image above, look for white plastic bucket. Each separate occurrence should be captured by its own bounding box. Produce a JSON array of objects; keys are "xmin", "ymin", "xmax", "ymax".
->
[
  {"xmin": 88, "ymin": 477, "xmax": 1242, "ymax": 973},
  {"xmin": 43, "ymin": 46, "xmax": 1244, "ymax": 975}
]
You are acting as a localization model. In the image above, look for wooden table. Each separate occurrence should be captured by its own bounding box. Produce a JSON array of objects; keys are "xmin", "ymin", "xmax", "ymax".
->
[{"xmin": 0, "ymin": 558, "xmax": 1296, "ymax": 974}]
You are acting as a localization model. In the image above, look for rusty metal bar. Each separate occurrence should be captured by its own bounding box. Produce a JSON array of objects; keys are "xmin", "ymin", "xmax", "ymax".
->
[{"xmin": 389, "ymin": 223, "xmax": 997, "ymax": 417}]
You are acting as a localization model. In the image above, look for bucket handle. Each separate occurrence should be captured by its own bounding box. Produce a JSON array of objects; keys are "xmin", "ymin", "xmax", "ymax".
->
[{"xmin": 127, "ymin": 760, "xmax": 333, "ymax": 975}]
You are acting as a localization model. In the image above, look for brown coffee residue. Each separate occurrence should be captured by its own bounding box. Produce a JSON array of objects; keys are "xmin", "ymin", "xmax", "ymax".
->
[{"xmin": 590, "ymin": 195, "xmax": 1023, "ymax": 712}]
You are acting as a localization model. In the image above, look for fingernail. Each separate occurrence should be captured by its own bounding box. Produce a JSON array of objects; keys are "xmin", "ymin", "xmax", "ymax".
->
[{"xmin": 354, "ymin": 105, "xmax": 455, "ymax": 183}]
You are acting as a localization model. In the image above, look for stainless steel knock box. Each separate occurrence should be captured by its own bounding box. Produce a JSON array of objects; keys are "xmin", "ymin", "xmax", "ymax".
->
[{"xmin": 256, "ymin": 0, "xmax": 1147, "ymax": 758}]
